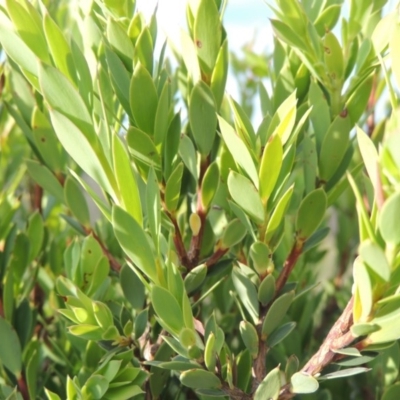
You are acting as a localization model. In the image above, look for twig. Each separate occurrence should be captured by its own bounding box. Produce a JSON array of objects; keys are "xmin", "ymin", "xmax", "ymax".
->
[
  {"xmin": 89, "ymin": 229, "xmax": 122, "ymax": 273},
  {"xmin": 205, "ymin": 246, "xmax": 229, "ymax": 268},
  {"xmin": 301, "ymin": 296, "xmax": 355, "ymax": 376},
  {"xmin": 274, "ymin": 240, "xmax": 303, "ymax": 297},
  {"xmin": 17, "ymin": 372, "xmax": 29, "ymax": 400},
  {"xmin": 167, "ymin": 212, "xmax": 190, "ymax": 268}
]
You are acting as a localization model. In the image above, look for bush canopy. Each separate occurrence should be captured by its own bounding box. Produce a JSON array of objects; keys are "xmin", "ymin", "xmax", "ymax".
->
[{"xmin": 1, "ymin": 0, "xmax": 400, "ymax": 399}]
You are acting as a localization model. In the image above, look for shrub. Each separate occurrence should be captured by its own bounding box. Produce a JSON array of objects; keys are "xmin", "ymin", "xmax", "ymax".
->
[{"xmin": 1, "ymin": 0, "xmax": 400, "ymax": 399}]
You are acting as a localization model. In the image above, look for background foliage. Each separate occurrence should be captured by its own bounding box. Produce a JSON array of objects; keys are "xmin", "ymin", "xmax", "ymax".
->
[{"xmin": 1, "ymin": 0, "xmax": 400, "ymax": 399}]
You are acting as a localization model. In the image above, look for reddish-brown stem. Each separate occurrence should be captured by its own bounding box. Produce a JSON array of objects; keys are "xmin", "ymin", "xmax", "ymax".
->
[
  {"xmin": 32, "ymin": 184, "xmax": 43, "ymax": 213},
  {"xmin": 167, "ymin": 213, "xmax": 190, "ymax": 267},
  {"xmin": 17, "ymin": 373, "xmax": 29, "ymax": 400},
  {"xmin": 205, "ymin": 246, "xmax": 229, "ymax": 268},
  {"xmin": 251, "ymin": 240, "xmax": 303, "ymax": 392},
  {"xmin": 252, "ymin": 338, "xmax": 268, "ymax": 392},
  {"xmin": 89, "ymin": 229, "xmax": 122, "ymax": 273},
  {"xmin": 301, "ymin": 296, "xmax": 355, "ymax": 376},
  {"xmin": 274, "ymin": 240, "xmax": 303, "ymax": 298}
]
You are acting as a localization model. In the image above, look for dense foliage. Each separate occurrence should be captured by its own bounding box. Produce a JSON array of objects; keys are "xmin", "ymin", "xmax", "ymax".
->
[{"xmin": 1, "ymin": 0, "xmax": 400, "ymax": 399}]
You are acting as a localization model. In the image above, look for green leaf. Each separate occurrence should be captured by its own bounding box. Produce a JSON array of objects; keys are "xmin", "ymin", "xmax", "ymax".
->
[
  {"xmin": 112, "ymin": 206, "xmax": 158, "ymax": 283},
  {"xmin": 5, "ymin": 0, "xmax": 50, "ymax": 63},
  {"xmin": 70, "ymin": 170, "xmax": 112, "ymax": 221},
  {"xmin": 146, "ymin": 168, "xmax": 161, "ymax": 252},
  {"xmin": 319, "ymin": 114, "xmax": 351, "ymax": 182},
  {"xmin": 184, "ymin": 264, "xmax": 207, "ymax": 294},
  {"xmin": 127, "ymin": 127, "xmax": 161, "ymax": 176},
  {"xmin": 39, "ymin": 63, "xmax": 95, "ymax": 142},
  {"xmin": 271, "ymin": 19, "xmax": 308, "ymax": 52},
  {"xmin": 211, "ymin": 39, "xmax": 228, "ymax": 110},
  {"xmin": 154, "ymin": 82, "xmax": 170, "ymax": 146},
  {"xmin": 379, "ymin": 192, "xmax": 400, "ymax": 246},
  {"xmin": 43, "ymin": 12, "xmax": 77, "ymax": 84},
  {"xmin": 26, "ymin": 160, "xmax": 64, "ymax": 202},
  {"xmin": 83, "ymin": 374, "xmax": 109, "ymax": 399},
  {"xmin": 259, "ymin": 134, "xmax": 283, "ymax": 204},
  {"xmin": 181, "ymin": 29, "xmax": 201, "ymax": 83},
  {"xmin": 104, "ymin": 385, "xmax": 143, "ymax": 400},
  {"xmin": 267, "ymin": 321, "xmax": 296, "ymax": 348},
  {"xmin": 112, "ymin": 134, "xmax": 142, "ymax": 225},
  {"xmin": 250, "ymin": 241, "xmax": 271, "ymax": 276},
  {"xmin": 291, "ymin": 372, "xmax": 319, "ymax": 394},
  {"xmin": 356, "ymin": 127, "xmax": 379, "ymax": 191},
  {"xmin": 265, "ymin": 185, "xmax": 294, "ymax": 241},
  {"xmin": 319, "ymin": 367, "xmax": 370, "ymax": 380},
  {"xmin": 382, "ymin": 383, "xmax": 400, "ymax": 400},
  {"xmin": 45, "ymin": 389, "xmax": 62, "ymax": 400},
  {"xmin": 193, "ymin": 0, "xmax": 222, "ymax": 78},
  {"xmin": 64, "ymin": 176, "xmax": 90, "ymax": 226},
  {"xmin": 314, "ymin": 5, "xmax": 341, "ymax": 36},
  {"xmin": 130, "ymin": 63, "xmax": 158, "ymax": 135},
  {"xmin": 351, "ymin": 323, "xmax": 380, "ymax": 337},
  {"xmin": 201, "ymin": 162, "xmax": 220, "ymax": 210},
  {"xmin": 232, "ymin": 267, "xmax": 259, "ymax": 324},
  {"xmin": 239, "ymin": 321, "xmax": 259, "ymax": 358},
  {"xmin": 262, "ymin": 291, "xmax": 295, "ymax": 338},
  {"xmin": 179, "ymin": 135, "xmax": 198, "ymax": 181},
  {"xmin": 269, "ymin": 91, "xmax": 297, "ymax": 145},
  {"xmin": 228, "ymin": 171, "xmax": 264, "ymax": 224},
  {"xmin": 50, "ymin": 110, "xmax": 117, "ymax": 199},
  {"xmin": 107, "ymin": 18, "xmax": 135, "ymax": 68},
  {"xmin": 218, "ymin": 116, "xmax": 259, "ymax": 188},
  {"xmin": 120, "ymin": 264, "xmax": 145, "ymax": 309},
  {"xmin": 152, "ymin": 286, "xmax": 185, "ymax": 335},
  {"xmin": 347, "ymin": 75, "xmax": 374, "ymax": 125},
  {"xmin": 165, "ymin": 163, "xmax": 184, "ymax": 213},
  {"xmin": 27, "ymin": 211, "xmax": 44, "ymax": 263},
  {"xmin": 254, "ymin": 366, "xmax": 281, "ymax": 400},
  {"xmin": 296, "ymin": 188, "xmax": 327, "ymax": 240},
  {"xmin": 0, "ymin": 317, "xmax": 22, "ymax": 376},
  {"xmin": 31, "ymin": 106, "xmax": 64, "ymax": 172},
  {"xmin": 323, "ymin": 31, "xmax": 344, "ymax": 83},
  {"xmin": 135, "ymin": 26, "xmax": 154, "ymax": 74},
  {"xmin": 258, "ymin": 274, "xmax": 276, "ymax": 306},
  {"xmin": 105, "ymin": 47, "xmax": 131, "ymax": 116},
  {"xmin": 353, "ymin": 257, "xmax": 373, "ymax": 322},
  {"xmin": 134, "ymin": 308, "xmax": 149, "ymax": 339},
  {"xmin": 180, "ymin": 369, "xmax": 221, "ymax": 390},
  {"xmin": 0, "ymin": 23, "xmax": 39, "ymax": 89},
  {"xmin": 359, "ymin": 240, "xmax": 390, "ymax": 282},
  {"xmin": 221, "ymin": 218, "xmax": 247, "ymax": 249},
  {"xmin": 92, "ymin": 302, "xmax": 114, "ymax": 329},
  {"xmin": 189, "ymin": 81, "xmax": 217, "ymax": 155},
  {"xmin": 204, "ymin": 332, "xmax": 217, "ymax": 371},
  {"xmin": 285, "ymin": 355, "xmax": 299, "ymax": 381},
  {"xmin": 308, "ymin": 80, "xmax": 330, "ymax": 153},
  {"xmin": 229, "ymin": 97, "xmax": 257, "ymax": 150}
]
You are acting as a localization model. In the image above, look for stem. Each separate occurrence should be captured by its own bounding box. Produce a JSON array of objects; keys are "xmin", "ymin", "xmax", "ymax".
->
[
  {"xmin": 205, "ymin": 246, "xmax": 229, "ymax": 268},
  {"xmin": 89, "ymin": 230, "xmax": 122, "ymax": 273},
  {"xmin": 17, "ymin": 373, "xmax": 29, "ymax": 400},
  {"xmin": 167, "ymin": 212, "xmax": 190, "ymax": 268},
  {"xmin": 274, "ymin": 240, "xmax": 303, "ymax": 298},
  {"xmin": 301, "ymin": 296, "xmax": 355, "ymax": 376}
]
